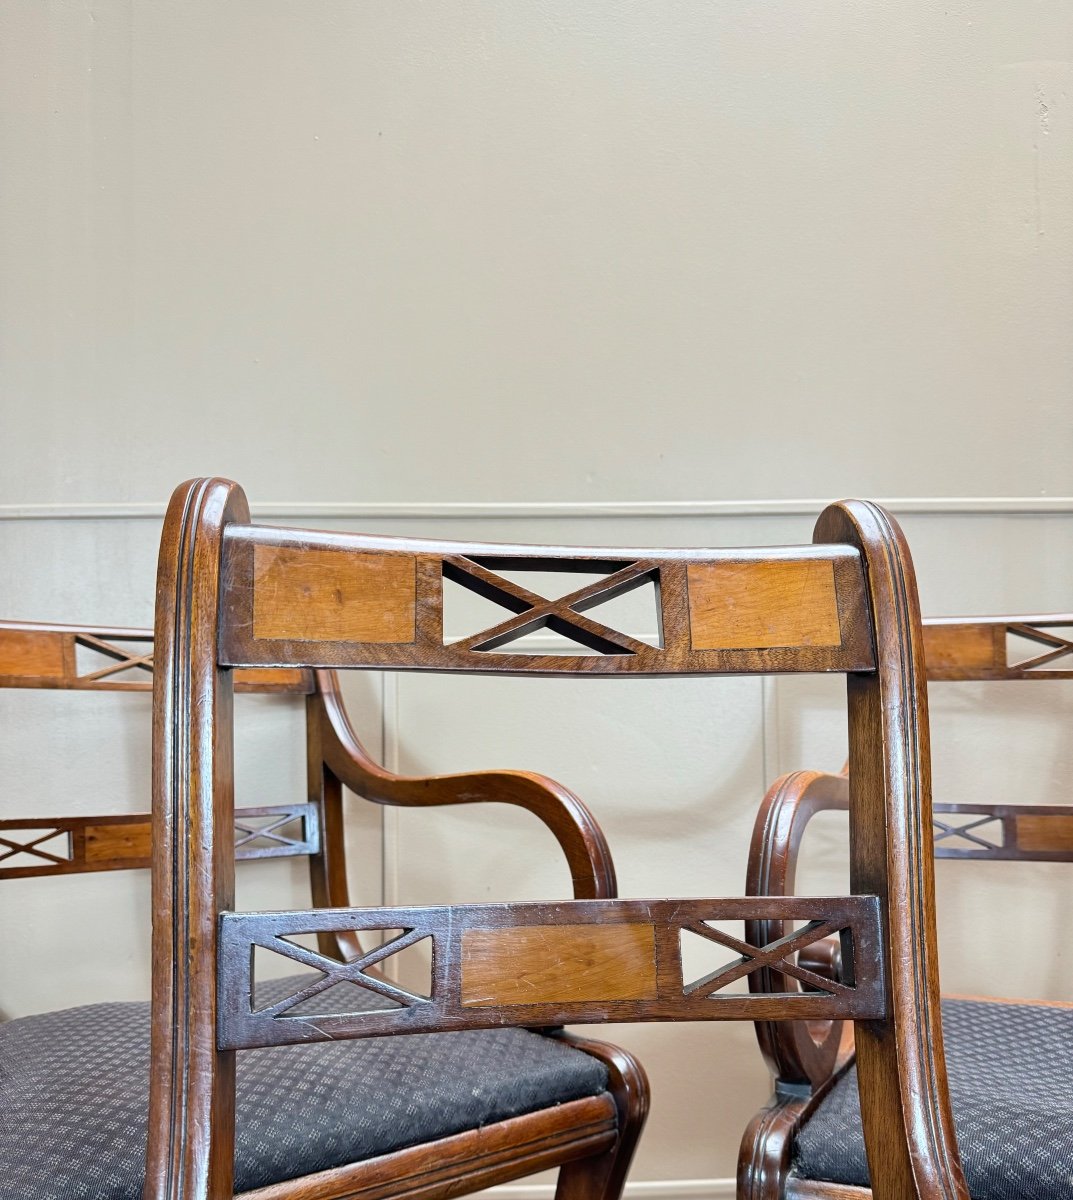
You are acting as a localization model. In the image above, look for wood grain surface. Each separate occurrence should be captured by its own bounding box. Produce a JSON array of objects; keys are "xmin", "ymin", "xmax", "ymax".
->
[
  {"xmin": 253, "ymin": 544, "xmax": 417, "ymax": 644},
  {"xmin": 461, "ymin": 924, "xmax": 659, "ymax": 1006},
  {"xmin": 686, "ymin": 559, "xmax": 841, "ymax": 650}
]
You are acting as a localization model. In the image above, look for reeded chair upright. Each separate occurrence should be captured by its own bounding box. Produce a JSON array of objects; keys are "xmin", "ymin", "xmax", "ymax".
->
[
  {"xmin": 739, "ymin": 613, "xmax": 1073, "ymax": 1200},
  {"xmin": 147, "ymin": 477, "xmax": 966, "ymax": 1200},
  {"xmin": 0, "ymin": 618, "xmax": 647, "ymax": 1200}
]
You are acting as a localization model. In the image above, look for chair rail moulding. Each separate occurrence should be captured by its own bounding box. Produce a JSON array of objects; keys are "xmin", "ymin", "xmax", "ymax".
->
[{"xmin": 1, "ymin": 498, "xmax": 1072, "ymax": 522}]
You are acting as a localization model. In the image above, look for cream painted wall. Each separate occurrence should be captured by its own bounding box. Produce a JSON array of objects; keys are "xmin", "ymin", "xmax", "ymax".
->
[{"xmin": 2, "ymin": 1, "xmax": 1073, "ymax": 1190}]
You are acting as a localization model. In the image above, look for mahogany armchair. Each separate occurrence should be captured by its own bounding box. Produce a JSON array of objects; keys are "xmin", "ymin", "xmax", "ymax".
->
[
  {"xmin": 142, "ymin": 477, "xmax": 965, "ymax": 1200},
  {"xmin": 0, "ymin": 618, "xmax": 646, "ymax": 1199},
  {"xmin": 739, "ymin": 615, "xmax": 1073, "ymax": 1199}
]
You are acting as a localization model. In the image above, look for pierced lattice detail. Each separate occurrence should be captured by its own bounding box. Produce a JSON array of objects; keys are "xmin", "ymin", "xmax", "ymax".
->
[
  {"xmin": 218, "ymin": 897, "xmax": 883, "ymax": 1050},
  {"xmin": 73, "ymin": 634, "xmax": 154, "ymax": 685},
  {"xmin": 442, "ymin": 557, "xmax": 663, "ymax": 657},
  {"xmin": 252, "ymin": 928, "xmax": 435, "ymax": 1016},
  {"xmin": 0, "ymin": 621, "xmax": 312, "ymax": 692},
  {"xmin": 680, "ymin": 918, "xmax": 853, "ymax": 999},
  {"xmin": 0, "ymin": 804, "xmax": 320, "ymax": 879},
  {"xmin": 1005, "ymin": 624, "xmax": 1073, "ymax": 672},
  {"xmin": 0, "ymin": 828, "xmax": 72, "ymax": 870},
  {"xmin": 234, "ymin": 810, "xmax": 312, "ymax": 854},
  {"xmin": 933, "ymin": 815, "xmax": 1004, "ymax": 852}
]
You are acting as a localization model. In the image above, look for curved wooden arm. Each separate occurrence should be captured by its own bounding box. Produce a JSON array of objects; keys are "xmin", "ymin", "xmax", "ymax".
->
[
  {"xmin": 311, "ymin": 669, "xmax": 617, "ymax": 900},
  {"xmin": 748, "ymin": 761, "xmax": 1073, "ymax": 1094},
  {"xmin": 746, "ymin": 769, "xmax": 851, "ymax": 1090}
]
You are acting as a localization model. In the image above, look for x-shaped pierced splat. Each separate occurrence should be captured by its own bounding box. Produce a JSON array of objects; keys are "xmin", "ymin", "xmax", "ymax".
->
[
  {"xmin": 1006, "ymin": 624, "xmax": 1073, "ymax": 672},
  {"xmin": 254, "ymin": 928, "xmax": 431, "ymax": 1016},
  {"xmin": 234, "ymin": 813, "xmax": 304, "ymax": 851},
  {"xmin": 681, "ymin": 918, "xmax": 852, "ymax": 998},
  {"xmin": 932, "ymin": 815, "xmax": 1002, "ymax": 850},
  {"xmin": 75, "ymin": 634, "xmax": 154, "ymax": 683},
  {"xmin": 443, "ymin": 557, "xmax": 662, "ymax": 655},
  {"xmin": 0, "ymin": 829, "xmax": 70, "ymax": 867}
]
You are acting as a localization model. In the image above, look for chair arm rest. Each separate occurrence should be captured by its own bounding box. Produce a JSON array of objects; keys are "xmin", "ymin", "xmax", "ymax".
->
[
  {"xmin": 312, "ymin": 670, "xmax": 616, "ymax": 899},
  {"xmin": 748, "ymin": 768, "xmax": 849, "ymax": 901},
  {"xmin": 746, "ymin": 769, "xmax": 852, "ymax": 1090}
]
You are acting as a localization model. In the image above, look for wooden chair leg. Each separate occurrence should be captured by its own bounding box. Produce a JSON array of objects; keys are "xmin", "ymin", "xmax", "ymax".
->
[
  {"xmin": 553, "ymin": 1036, "xmax": 650, "ymax": 1200},
  {"xmin": 737, "ymin": 1093, "xmax": 809, "ymax": 1200}
]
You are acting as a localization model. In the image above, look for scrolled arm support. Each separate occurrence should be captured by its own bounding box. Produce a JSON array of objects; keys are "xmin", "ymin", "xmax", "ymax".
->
[
  {"xmin": 312, "ymin": 669, "xmax": 617, "ymax": 899},
  {"xmin": 746, "ymin": 768, "xmax": 851, "ymax": 1089}
]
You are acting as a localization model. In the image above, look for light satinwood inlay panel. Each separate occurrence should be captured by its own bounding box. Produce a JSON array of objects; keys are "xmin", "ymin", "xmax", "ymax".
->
[
  {"xmin": 0, "ymin": 629, "xmax": 66, "ymax": 679},
  {"xmin": 85, "ymin": 822, "xmax": 153, "ymax": 863},
  {"xmin": 253, "ymin": 544, "xmax": 417, "ymax": 645},
  {"xmin": 1015, "ymin": 814, "xmax": 1073, "ymax": 854},
  {"xmin": 922, "ymin": 623, "xmax": 997, "ymax": 671},
  {"xmin": 460, "ymin": 924, "xmax": 658, "ymax": 1007},
  {"xmin": 686, "ymin": 559, "xmax": 841, "ymax": 651}
]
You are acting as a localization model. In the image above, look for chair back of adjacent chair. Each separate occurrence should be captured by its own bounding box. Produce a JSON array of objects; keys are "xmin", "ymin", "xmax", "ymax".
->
[
  {"xmin": 742, "ymin": 608, "xmax": 1073, "ymax": 1195},
  {"xmin": 148, "ymin": 477, "xmax": 969, "ymax": 1200},
  {"xmin": 0, "ymin": 619, "xmax": 318, "ymax": 881},
  {"xmin": 0, "ymin": 613, "xmax": 616, "ymax": 966},
  {"xmin": 923, "ymin": 615, "xmax": 1073, "ymax": 860}
]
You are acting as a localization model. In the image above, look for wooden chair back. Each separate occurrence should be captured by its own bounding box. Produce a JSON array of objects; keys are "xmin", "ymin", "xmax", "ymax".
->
[
  {"xmin": 0, "ymin": 619, "xmax": 316, "ymax": 881},
  {"xmin": 923, "ymin": 615, "xmax": 1073, "ymax": 860},
  {"xmin": 741, "ymin": 610, "xmax": 1073, "ymax": 1191},
  {"xmin": 149, "ymin": 477, "xmax": 967, "ymax": 1200}
]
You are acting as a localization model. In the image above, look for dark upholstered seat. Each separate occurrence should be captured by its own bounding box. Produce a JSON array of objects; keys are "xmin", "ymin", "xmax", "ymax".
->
[
  {"xmin": 0, "ymin": 975, "xmax": 609, "ymax": 1200},
  {"xmin": 793, "ymin": 997, "xmax": 1073, "ymax": 1200}
]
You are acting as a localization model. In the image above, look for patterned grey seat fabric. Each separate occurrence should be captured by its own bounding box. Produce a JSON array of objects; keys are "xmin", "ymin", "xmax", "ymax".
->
[
  {"xmin": 0, "ymin": 974, "xmax": 609, "ymax": 1200},
  {"xmin": 793, "ymin": 997, "xmax": 1073, "ymax": 1200}
]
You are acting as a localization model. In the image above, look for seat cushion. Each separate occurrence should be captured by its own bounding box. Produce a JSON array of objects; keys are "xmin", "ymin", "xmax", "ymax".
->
[
  {"xmin": 792, "ymin": 997, "xmax": 1073, "ymax": 1200},
  {"xmin": 0, "ymin": 974, "xmax": 609, "ymax": 1200}
]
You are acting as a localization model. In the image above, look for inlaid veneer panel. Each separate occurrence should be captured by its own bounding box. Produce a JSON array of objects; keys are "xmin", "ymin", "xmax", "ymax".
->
[
  {"xmin": 461, "ymin": 924, "xmax": 658, "ymax": 1007},
  {"xmin": 922, "ymin": 614, "xmax": 1073, "ymax": 680},
  {"xmin": 1015, "ymin": 813, "xmax": 1073, "ymax": 855},
  {"xmin": 0, "ymin": 628, "xmax": 68, "ymax": 683},
  {"xmin": 0, "ymin": 621, "xmax": 312, "ymax": 693},
  {"xmin": 0, "ymin": 803, "xmax": 320, "ymax": 879},
  {"xmin": 84, "ymin": 821, "xmax": 153, "ymax": 864},
  {"xmin": 921, "ymin": 622, "xmax": 999, "ymax": 673},
  {"xmin": 686, "ymin": 559, "xmax": 841, "ymax": 651},
  {"xmin": 252, "ymin": 544, "xmax": 417, "ymax": 644}
]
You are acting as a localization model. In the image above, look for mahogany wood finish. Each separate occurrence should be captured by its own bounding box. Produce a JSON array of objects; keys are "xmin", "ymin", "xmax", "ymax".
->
[
  {"xmin": 237, "ymin": 1095, "xmax": 622, "ymax": 1200},
  {"xmin": 217, "ymin": 896, "xmax": 884, "ymax": 1049},
  {"xmin": 923, "ymin": 614, "xmax": 1073, "ymax": 680},
  {"xmin": 0, "ymin": 619, "xmax": 311, "ymax": 692},
  {"xmin": 0, "ymin": 804, "xmax": 320, "ymax": 880},
  {"xmin": 151, "ymin": 483, "xmax": 650, "ymax": 1200},
  {"xmin": 740, "ymin": 609, "xmax": 1073, "ymax": 1199},
  {"xmin": 308, "ymin": 667, "xmax": 618, "ymax": 907},
  {"xmin": 148, "ymin": 477, "xmax": 960, "ymax": 1200},
  {"xmin": 222, "ymin": 528, "xmax": 876, "ymax": 676},
  {"xmin": 0, "ymin": 620, "xmax": 320, "ymax": 880}
]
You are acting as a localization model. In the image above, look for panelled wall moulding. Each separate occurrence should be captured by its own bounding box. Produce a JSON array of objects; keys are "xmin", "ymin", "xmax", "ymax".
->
[{"xmin": 2, "ymin": 498, "xmax": 1073, "ymax": 522}]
